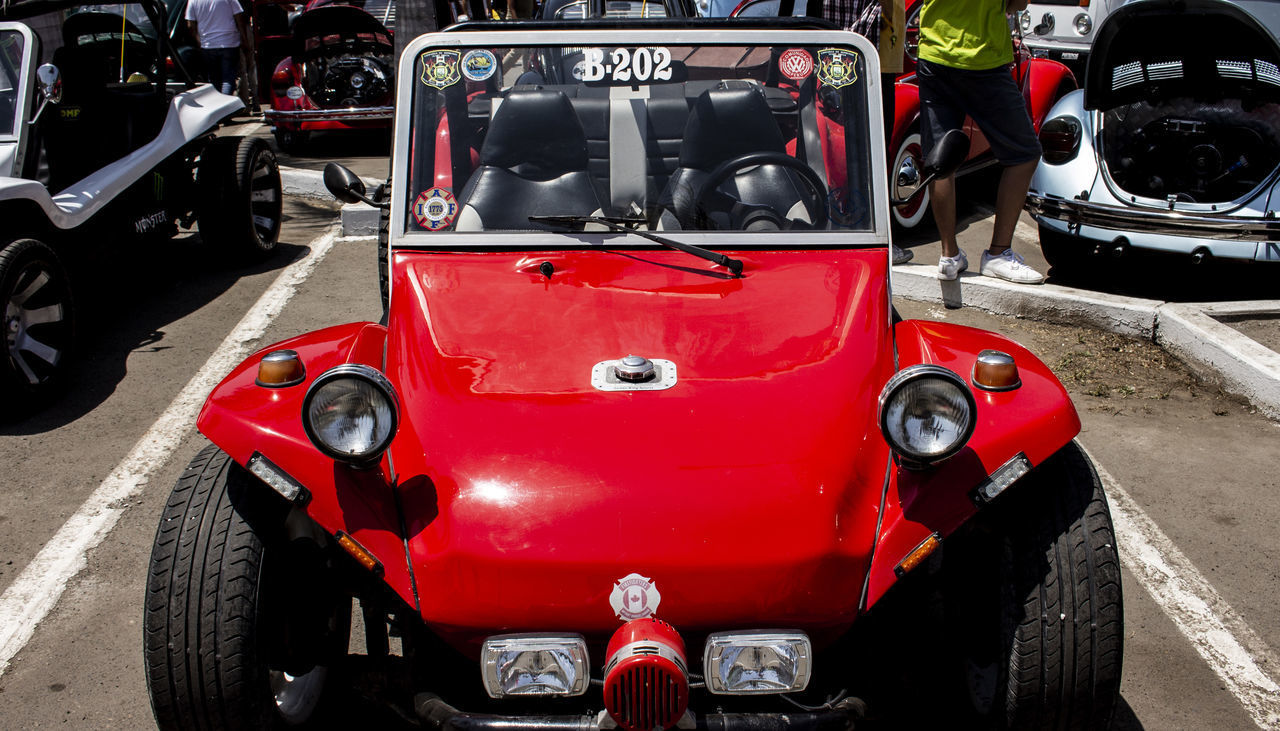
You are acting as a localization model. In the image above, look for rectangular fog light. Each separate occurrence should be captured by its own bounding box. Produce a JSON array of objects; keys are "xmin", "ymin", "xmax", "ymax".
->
[
  {"xmin": 703, "ymin": 631, "xmax": 811, "ymax": 695},
  {"xmin": 481, "ymin": 633, "xmax": 589, "ymax": 698}
]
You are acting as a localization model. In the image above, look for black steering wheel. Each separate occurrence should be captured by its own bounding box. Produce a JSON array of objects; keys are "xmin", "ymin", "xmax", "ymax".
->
[{"xmin": 687, "ymin": 151, "xmax": 829, "ymax": 231}]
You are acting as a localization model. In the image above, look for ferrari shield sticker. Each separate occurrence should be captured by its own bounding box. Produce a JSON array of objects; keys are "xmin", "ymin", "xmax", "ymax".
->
[
  {"xmin": 462, "ymin": 50, "xmax": 498, "ymax": 82},
  {"xmin": 610, "ymin": 573, "xmax": 661, "ymax": 620},
  {"xmin": 421, "ymin": 50, "xmax": 461, "ymax": 89},
  {"xmin": 412, "ymin": 188, "xmax": 458, "ymax": 231},
  {"xmin": 816, "ymin": 48, "xmax": 859, "ymax": 88},
  {"xmin": 778, "ymin": 49, "xmax": 814, "ymax": 81}
]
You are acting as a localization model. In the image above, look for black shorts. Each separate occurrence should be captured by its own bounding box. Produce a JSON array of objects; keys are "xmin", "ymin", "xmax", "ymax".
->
[{"xmin": 917, "ymin": 58, "xmax": 1042, "ymax": 166}]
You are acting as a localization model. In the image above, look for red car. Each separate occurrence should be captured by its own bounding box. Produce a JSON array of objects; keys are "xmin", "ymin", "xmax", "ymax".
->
[
  {"xmin": 889, "ymin": 1, "xmax": 1077, "ymax": 230},
  {"xmin": 144, "ymin": 22, "xmax": 1123, "ymax": 729},
  {"xmin": 259, "ymin": 0, "xmax": 396, "ymax": 151}
]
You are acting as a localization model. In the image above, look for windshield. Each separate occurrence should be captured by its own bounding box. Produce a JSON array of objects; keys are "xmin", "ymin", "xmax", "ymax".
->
[
  {"xmin": 401, "ymin": 30, "xmax": 879, "ymax": 240},
  {"xmin": 0, "ymin": 30, "xmax": 23, "ymax": 136}
]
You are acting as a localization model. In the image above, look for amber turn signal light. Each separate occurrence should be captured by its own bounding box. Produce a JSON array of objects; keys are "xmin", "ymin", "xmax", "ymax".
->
[
  {"xmin": 972, "ymin": 349, "xmax": 1020, "ymax": 391},
  {"xmin": 255, "ymin": 349, "xmax": 305, "ymax": 388},
  {"xmin": 894, "ymin": 532, "xmax": 941, "ymax": 578},
  {"xmin": 336, "ymin": 531, "xmax": 384, "ymax": 576}
]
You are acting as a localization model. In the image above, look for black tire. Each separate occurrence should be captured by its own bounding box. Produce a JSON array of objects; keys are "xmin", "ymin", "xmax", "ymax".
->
[
  {"xmin": 945, "ymin": 440, "xmax": 1123, "ymax": 730},
  {"xmin": 273, "ymin": 128, "xmax": 311, "ymax": 155},
  {"xmin": 198, "ymin": 136, "xmax": 283, "ymax": 260},
  {"xmin": 0, "ymin": 238, "xmax": 75, "ymax": 401},
  {"xmin": 144, "ymin": 445, "xmax": 351, "ymax": 730},
  {"xmin": 1038, "ymin": 224, "xmax": 1089, "ymax": 275}
]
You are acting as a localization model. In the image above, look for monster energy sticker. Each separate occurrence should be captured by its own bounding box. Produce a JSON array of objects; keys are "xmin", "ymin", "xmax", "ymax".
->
[
  {"xmin": 816, "ymin": 48, "xmax": 859, "ymax": 89},
  {"xmin": 421, "ymin": 50, "xmax": 461, "ymax": 89}
]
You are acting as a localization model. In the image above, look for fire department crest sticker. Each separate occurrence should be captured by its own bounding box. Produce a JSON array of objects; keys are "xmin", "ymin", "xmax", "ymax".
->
[
  {"xmin": 778, "ymin": 49, "xmax": 814, "ymax": 81},
  {"xmin": 421, "ymin": 50, "xmax": 461, "ymax": 89},
  {"xmin": 816, "ymin": 48, "xmax": 859, "ymax": 89},
  {"xmin": 412, "ymin": 188, "xmax": 458, "ymax": 230},
  {"xmin": 610, "ymin": 573, "xmax": 661, "ymax": 620}
]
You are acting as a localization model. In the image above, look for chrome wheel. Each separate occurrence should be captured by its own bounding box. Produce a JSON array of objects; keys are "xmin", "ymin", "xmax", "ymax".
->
[
  {"xmin": 270, "ymin": 667, "xmax": 328, "ymax": 725},
  {"xmin": 1, "ymin": 239, "xmax": 72, "ymax": 390},
  {"xmin": 891, "ymin": 131, "xmax": 930, "ymax": 230}
]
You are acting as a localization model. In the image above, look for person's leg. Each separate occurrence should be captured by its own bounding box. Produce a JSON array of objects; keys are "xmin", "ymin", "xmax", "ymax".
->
[
  {"xmin": 917, "ymin": 60, "xmax": 965, "ymax": 259},
  {"xmin": 221, "ymin": 48, "xmax": 240, "ymax": 96},
  {"xmin": 960, "ymin": 65, "xmax": 1042, "ymax": 257},
  {"xmin": 930, "ymin": 173, "xmax": 958, "ymax": 256},
  {"xmin": 990, "ymin": 158, "xmax": 1037, "ymax": 254}
]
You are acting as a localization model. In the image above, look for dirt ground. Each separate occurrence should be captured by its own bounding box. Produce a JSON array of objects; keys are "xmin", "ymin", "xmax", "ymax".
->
[
  {"xmin": 897, "ymin": 298, "xmax": 1258, "ymax": 421},
  {"xmin": 1224, "ymin": 314, "xmax": 1280, "ymax": 354}
]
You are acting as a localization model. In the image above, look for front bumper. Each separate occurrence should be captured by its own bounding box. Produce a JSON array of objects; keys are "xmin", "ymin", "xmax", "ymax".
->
[
  {"xmin": 415, "ymin": 695, "xmax": 864, "ymax": 731},
  {"xmin": 1026, "ymin": 193, "xmax": 1280, "ymax": 243}
]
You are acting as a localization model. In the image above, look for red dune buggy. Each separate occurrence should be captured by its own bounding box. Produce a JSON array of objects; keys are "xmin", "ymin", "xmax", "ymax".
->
[{"xmin": 145, "ymin": 20, "xmax": 1123, "ymax": 730}]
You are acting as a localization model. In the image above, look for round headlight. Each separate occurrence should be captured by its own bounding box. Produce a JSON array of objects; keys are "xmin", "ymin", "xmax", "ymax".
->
[
  {"xmin": 878, "ymin": 365, "xmax": 976, "ymax": 467},
  {"xmin": 303, "ymin": 364, "xmax": 399, "ymax": 464},
  {"xmin": 1074, "ymin": 13, "xmax": 1092, "ymax": 35},
  {"xmin": 1019, "ymin": 10, "xmax": 1032, "ymax": 32}
]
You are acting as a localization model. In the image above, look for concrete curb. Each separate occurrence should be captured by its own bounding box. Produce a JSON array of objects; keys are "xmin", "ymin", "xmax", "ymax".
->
[
  {"xmin": 1157, "ymin": 302, "xmax": 1280, "ymax": 420},
  {"xmin": 278, "ymin": 165, "xmax": 1280, "ymax": 420},
  {"xmin": 893, "ymin": 263, "xmax": 1280, "ymax": 420},
  {"xmin": 893, "ymin": 263, "xmax": 1161, "ymax": 339}
]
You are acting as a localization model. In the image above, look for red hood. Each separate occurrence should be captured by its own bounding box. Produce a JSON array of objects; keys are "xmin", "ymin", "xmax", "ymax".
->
[{"xmin": 384, "ymin": 249, "xmax": 896, "ymax": 648}]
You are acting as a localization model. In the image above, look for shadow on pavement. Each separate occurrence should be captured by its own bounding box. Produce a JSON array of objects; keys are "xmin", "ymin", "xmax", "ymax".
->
[{"xmin": 0, "ymin": 198, "xmax": 340, "ymax": 433}]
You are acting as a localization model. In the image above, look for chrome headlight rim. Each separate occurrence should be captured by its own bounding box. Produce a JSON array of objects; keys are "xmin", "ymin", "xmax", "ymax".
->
[
  {"xmin": 878, "ymin": 364, "xmax": 977, "ymax": 467},
  {"xmin": 1074, "ymin": 12, "xmax": 1092, "ymax": 35},
  {"xmin": 301, "ymin": 363, "xmax": 400, "ymax": 464}
]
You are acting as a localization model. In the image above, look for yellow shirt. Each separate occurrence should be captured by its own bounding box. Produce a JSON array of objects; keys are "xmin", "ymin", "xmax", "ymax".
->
[{"xmin": 918, "ymin": 0, "xmax": 1013, "ymax": 71}]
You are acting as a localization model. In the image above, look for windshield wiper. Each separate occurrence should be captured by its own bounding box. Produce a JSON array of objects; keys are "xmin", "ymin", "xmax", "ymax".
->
[{"xmin": 528, "ymin": 215, "xmax": 744, "ymax": 278}]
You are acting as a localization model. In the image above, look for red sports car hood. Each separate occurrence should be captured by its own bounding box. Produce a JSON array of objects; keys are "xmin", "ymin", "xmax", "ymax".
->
[{"xmin": 385, "ymin": 249, "xmax": 896, "ymax": 647}]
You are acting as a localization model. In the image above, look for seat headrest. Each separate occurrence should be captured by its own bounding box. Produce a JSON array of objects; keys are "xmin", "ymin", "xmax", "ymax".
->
[
  {"xmin": 679, "ymin": 88, "xmax": 785, "ymax": 171},
  {"xmin": 481, "ymin": 90, "xmax": 590, "ymax": 180}
]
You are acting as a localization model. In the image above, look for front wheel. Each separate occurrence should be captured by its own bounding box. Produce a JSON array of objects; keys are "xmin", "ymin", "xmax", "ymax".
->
[
  {"xmin": 198, "ymin": 136, "xmax": 283, "ymax": 260},
  {"xmin": 890, "ymin": 130, "xmax": 932, "ymax": 231},
  {"xmin": 1, "ymin": 238, "xmax": 75, "ymax": 402},
  {"xmin": 945, "ymin": 440, "xmax": 1124, "ymax": 729},
  {"xmin": 144, "ymin": 445, "xmax": 351, "ymax": 729}
]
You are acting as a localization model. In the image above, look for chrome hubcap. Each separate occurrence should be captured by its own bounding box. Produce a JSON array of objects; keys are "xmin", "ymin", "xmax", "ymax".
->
[{"xmin": 5, "ymin": 264, "xmax": 65, "ymax": 385}]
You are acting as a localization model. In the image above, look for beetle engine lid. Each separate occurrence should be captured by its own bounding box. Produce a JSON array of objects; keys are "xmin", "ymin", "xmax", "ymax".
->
[{"xmin": 1084, "ymin": 0, "xmax": 1280, "ymax": 111}]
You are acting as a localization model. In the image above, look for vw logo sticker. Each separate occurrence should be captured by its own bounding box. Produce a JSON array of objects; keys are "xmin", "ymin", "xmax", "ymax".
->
[
  {"xmin": 778, "ymin": 49, "xmax": 814, "ymax": 81},
  {"xmin": 610, "ymin": 573, "xmax": 661, "ymax": 620}
]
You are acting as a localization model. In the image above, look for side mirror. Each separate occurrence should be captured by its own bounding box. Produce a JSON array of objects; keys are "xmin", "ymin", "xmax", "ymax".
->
[
  {"xmin": 28, "ymin": 64, "xmax": 62, "ymax": 126},
  {"xmin": 323, "ymin": 162, "xmax": 368, "ymax": 204},
  {"xmin": 36, "ymin": 64, "xmax": 62, "ymax": 104},
  {"xmin": 890, "ymin": 130, "xmax": 970, "ymax": 206},
  {"xmin": 923, "ymin": 128, "xmax": 970, "ymax": 180}
]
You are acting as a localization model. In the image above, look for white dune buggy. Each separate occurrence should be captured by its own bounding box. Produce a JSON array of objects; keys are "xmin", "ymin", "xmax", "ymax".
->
[{"xmin": 0, "ymin": 0, "xmax": 282, "ymax": 405}]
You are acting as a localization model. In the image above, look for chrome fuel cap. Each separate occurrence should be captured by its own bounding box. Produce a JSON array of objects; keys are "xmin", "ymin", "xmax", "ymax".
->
[{"xmin": 614, "ymin": 354, "xmax": 656, "ymax": 382}]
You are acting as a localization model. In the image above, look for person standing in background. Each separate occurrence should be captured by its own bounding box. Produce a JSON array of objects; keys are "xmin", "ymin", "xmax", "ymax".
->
[
  {"xmin": 918, "ymin": 0, "xmax": 1045, "ymax": 284},
  {"xmin": 186, "ymin": 0, "xmax": 250, "ymax": 97},
  {"xmin": 237, "ymin": 0, "xmax": 260, "ymax": 114},
  {"xmin": 821, "ymin": 0, "xmax": 913, "ymax": 264}
]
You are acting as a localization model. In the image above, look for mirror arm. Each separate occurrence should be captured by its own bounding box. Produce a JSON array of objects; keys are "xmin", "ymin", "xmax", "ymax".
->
[
  {"xmin": 27, "ymin": 98, "xmax": 49, "ymax": 126},
  {"xmin": 889, "ymin": 171, "xmax": 939, "ymax": 207},
  {"xmin": 351, "ymin": 190, "xmax": 391, "ymax": 209}
]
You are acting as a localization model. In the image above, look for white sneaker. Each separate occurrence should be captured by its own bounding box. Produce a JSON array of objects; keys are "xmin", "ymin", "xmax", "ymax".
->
[
  {"xmin": 937, "ymin": 249, "xmax": 968, "ymax": 280},
  {"xmin": 980, "ymin": 249, "xmax": 1045, "ymax": 284},
  {"xmin": 892, "ymin": 244, "xmax": 914, "ymax": 265}
]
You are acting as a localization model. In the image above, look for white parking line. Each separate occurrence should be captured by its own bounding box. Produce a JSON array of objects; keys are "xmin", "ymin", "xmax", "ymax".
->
[
  {"xmin": 1089, "ymin": 448, "xmax": 1280, "ymax": 729},
  {"xmin": 0, "ymin": 229, "xmax": 340, "ymax": 676}
]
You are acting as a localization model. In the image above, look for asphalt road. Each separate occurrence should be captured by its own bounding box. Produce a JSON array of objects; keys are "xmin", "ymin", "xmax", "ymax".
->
[{"xmin": 0, "ymin": 146, "xmax": 1278, "ymax": 728}]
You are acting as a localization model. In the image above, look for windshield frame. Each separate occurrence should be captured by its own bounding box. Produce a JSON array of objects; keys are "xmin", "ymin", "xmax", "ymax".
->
[
  {"xmin": 390, "ymin": 27, "xmax": 889, "ymax": 251},
  {"xmin": 0, "ymin": 22, "xmax": 35, "ymax": 144}
]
